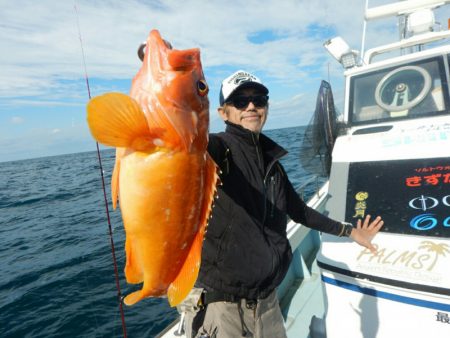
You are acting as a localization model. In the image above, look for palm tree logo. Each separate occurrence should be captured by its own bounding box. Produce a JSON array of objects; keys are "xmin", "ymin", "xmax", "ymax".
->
[{"xmin": 419, "ymin": 241, "xmax": 450, "ymax": 271}]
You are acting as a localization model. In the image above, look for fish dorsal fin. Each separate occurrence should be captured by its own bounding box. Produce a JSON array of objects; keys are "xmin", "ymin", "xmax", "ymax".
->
[
  {"xmin": 87, "ymin": 92, "xmax": 164, "ymax": 151},
  {"xmin": 167, "ymin": 154, "xmax": 219, "ymax": 306}
]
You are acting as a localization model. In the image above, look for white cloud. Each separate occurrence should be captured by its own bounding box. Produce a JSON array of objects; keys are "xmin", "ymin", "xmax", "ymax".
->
[
  {"xmin": 2, "ymin": 0, "xmax": 448, "ymax": 100},
  {"xmin": 1, "ymin": 0, "xmax": 449, "ymax": 161},
  {"xmin": 0, "ymin": 0, "xmax": 368, "ymax": 100},
  {"xmin": 11, "ymin": 116, "xmax": 25, "ymax": 124}
]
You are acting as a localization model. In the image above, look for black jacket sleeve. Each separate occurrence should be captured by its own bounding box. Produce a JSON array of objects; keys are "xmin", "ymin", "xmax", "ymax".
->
[
  {"xmin": 207, "ymin": 134, "xmax": 230, "ymax": 174},
  {"xmin": 208, "ymin": 134, "xmax": 226, "ymax": 161},
  {"xmin": 207, "ymin": 134, "xmax": 224, "ymax": 161},
  {"xmin": 285, "ymin": 177, "xmax": 343, "ymax": 236}
]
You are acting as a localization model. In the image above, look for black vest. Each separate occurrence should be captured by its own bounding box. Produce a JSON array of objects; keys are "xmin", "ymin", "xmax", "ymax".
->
[{"xmin": 197, "ymin": 122, "xmax": 292, "ymax": 299}]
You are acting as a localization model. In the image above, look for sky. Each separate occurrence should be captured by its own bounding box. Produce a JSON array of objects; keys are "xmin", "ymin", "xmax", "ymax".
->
[{"xmin": 1, "ymin": 0, "xmax": 448, "ymax": 162}]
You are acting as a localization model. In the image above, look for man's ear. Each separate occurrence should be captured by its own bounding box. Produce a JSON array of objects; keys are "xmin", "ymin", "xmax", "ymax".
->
[{"xmin": 217, "ymin": 106, "xmax": 228, "ymax": 121}]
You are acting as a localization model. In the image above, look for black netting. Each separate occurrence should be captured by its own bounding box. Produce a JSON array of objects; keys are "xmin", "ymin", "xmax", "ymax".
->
[{"xmin": 300, "ymin": 80, "xmax": 341, "ymax": 177}]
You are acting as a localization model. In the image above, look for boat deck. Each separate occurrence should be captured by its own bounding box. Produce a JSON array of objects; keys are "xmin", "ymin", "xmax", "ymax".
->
[{"xmin": 284, "ymin": 260, "xmax": 325, "ymax": 338}]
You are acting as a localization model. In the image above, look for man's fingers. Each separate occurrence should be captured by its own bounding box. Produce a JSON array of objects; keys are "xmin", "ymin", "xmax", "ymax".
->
[
  {"xmin": 372, "ymin": 220, "xmax": 384, "ymax": 232},
  {"xmin": 366, "ymin": 216, "xmax": 384, "ymax": 237},
  {"xmin": 361, "ymin": 215, "xmax": 372, "ymax": 228},
  {"xmin": 367, "ymin": 243, "xmax": 378, "ymax": 255},
  {"xmin": 367, "ymin": 216, "xmax": 382, "ymax": 229},
  {"xmin": 356, "ymin": 218, "xmax": 362, "ymax": 229}
]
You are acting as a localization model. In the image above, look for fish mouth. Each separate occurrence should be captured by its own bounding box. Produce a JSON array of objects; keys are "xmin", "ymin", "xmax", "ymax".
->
[
  {"xmin": 138, "ymin": 30, "xmax": 200, "ymax": 71},
  {"xmin": 137, "ymin": 38, "xmax": 172, "ymax": 62},
  {"xmin": 168, "ymin": 48, "xmax": 200, "ymax": 71}
]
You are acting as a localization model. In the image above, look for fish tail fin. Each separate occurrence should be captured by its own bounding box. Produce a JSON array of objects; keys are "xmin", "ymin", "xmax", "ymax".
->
[
  {"xmin": 167, "ymin": 155, "xmax": 219, "ymax": 307},
  {"xmin": 86, "ymin": 92, "xmax": 164, "ymax": 152}
]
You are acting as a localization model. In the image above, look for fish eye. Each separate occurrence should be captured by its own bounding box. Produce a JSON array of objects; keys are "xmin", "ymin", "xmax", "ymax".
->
[
  {"xmin": 137, "ymin": 43, "xmax": 146, "ymax": 62},
  {"xmin": 197, "ymin": 79, "xmax": 209, "ymax": 96}
]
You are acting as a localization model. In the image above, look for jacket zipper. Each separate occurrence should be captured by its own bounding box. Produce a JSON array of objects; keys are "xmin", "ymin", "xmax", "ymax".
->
[
  {"xmin": 251, "ymin": 132, "xmax": 286, "ymax": 225},
  {"xmin": 214, "ymin": 204, "xmax": 234, "ymax": 264},
  {"xmin": 251, "ymin": 133, "xmax": 264, "ymax": 176},
  {"xmin": 268, "ymin": 176, "xmax": 275, "ymax": 218},
  {"xmin": 251, "ymin": 133, "xmax": 267, "ymax": 225},
  {"xmin": 250, "ymin": 131, "xmax": 287, "ymax": 282}
]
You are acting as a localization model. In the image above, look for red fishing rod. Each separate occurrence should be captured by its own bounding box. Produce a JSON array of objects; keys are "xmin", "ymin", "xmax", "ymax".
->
[{"xmin": 74, "ymin": 4, "xmax": 128, "ymax": 337}]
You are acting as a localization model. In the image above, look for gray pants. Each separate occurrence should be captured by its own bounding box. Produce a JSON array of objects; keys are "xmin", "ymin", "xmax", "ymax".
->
[{"xmin": 183, "ymin": 290, "xmax": 287, "ymax": 338}]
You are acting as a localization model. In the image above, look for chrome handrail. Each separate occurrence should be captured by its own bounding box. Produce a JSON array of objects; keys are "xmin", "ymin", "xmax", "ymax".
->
[{"xmin": 295, "ymin": 175, "xmax": 322, "ymax": 201}]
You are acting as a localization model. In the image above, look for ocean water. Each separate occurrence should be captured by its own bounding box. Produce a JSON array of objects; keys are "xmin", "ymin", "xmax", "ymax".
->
[{"xmin": 0, "ymin": 126, "xmax": 317, "ymax": 338}]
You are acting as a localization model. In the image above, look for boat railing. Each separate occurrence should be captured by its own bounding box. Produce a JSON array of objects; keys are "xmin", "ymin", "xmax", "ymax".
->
[
  {"xmin": 364, "ymin": 30, "xmax": 450, "ymax": 64},
  {"xmin": 287, "ymin": 177, "xmax": 329, "ymax": 252},
  {"xmin": 360, "ymin": 0, "xmax": 450, "ymax": 64},
  {"xmin": 295, "ymin": 175, "xmax": 325, "ymax": 201}
]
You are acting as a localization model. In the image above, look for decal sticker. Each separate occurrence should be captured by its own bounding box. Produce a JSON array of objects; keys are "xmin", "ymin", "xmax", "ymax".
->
[
  {"xmin": 357, "ymin": 241, "xmax": 449, "ymax": 272},
  {"xmin": 352, "ymin": 191, "xmax": 369, "ymax": 218},
  {"xmin": 346, "ymin": 158, "xmax": 450, "ymax": 238},
  {"xmin": 381, "ymin": 124, "xmax": 450, "ymax": 148},
  {"xmin": 355, "ymin": 240, "xmax": 449, "ymax": 284},
  {"xmin": 436, "ymin": 312, "xmax": 450, "ymax": 324}
]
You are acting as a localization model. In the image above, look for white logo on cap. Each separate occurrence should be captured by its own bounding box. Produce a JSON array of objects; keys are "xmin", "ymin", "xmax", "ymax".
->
[{"xmin": 228, "ymin": 71, "xmax": 257, "ymax": 85}]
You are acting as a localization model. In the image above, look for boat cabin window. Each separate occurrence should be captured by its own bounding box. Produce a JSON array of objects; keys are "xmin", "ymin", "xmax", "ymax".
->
[{"xmin": 349, "ymin": 57, "xmax": 449, "ymax": 125}]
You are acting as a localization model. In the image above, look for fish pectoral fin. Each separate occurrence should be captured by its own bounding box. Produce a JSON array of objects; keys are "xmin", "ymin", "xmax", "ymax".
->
[
  {"xmin": 87, "ymin": 92, "xmax": 164, "ymax": 151},
  {"xmin": 167, "ymin": 155, "xmax": 219, "ymax": 307},
  {"xmin": 123, "ymin": 290, "xmax": 143, "ymax": 306},
  {"xmin": 124, "ymin": 289, "xmax": 166, "ymax": 306}
]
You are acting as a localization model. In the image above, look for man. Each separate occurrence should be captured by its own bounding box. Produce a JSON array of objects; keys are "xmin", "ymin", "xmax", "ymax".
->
[{"xmin": 182, "ymin": 70, "xmax": 384, "ymax": 338}]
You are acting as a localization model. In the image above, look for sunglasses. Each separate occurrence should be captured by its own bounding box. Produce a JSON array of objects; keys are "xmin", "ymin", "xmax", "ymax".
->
[{"xmin": 226, "ymin": 95, "xmax": 269, "ymax": 109}]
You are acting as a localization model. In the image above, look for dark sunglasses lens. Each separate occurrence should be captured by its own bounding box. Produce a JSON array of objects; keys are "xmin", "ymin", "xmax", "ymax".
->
[
  {"xmin": 231, "ymin": 95, "xmax": 267, "ymax": 108},
  {"xmin": 233, "ymin": 97, "xmax": 250, "ymax": 108},
  {"xmin": 252, "ymin": 96, "xmax": 268, "ymax": 107}
]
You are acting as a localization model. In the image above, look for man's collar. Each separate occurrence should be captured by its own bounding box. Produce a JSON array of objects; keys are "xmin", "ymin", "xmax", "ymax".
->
[{"xmin": 224, "ymin": 121, "xmax": 288, "ymax": 160}]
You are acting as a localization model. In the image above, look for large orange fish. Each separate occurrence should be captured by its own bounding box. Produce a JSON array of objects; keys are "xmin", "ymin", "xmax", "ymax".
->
[{"xmin": 86, "ymin": 30, "xmax": 217, "ymax": 307}]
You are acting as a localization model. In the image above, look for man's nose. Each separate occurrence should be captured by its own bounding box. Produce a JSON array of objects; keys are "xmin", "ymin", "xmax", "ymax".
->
[{"xmin": 246, "ymin": 101, "xmax": 256, "ymax": 109}]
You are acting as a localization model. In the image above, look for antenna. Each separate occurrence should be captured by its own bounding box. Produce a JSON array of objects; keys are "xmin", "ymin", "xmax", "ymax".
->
[
  {"xmin": 365, "ymin": 0, "xmax": 450, "ymax": 21},
  {"xmin": 361, "ymin": 0, "xmax": 369, "ymax": 65}
]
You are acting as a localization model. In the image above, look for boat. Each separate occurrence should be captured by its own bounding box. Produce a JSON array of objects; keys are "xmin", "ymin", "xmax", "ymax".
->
[{"xmin": 158, "ymin": 1, "xmax": 450, "ymax": 336}]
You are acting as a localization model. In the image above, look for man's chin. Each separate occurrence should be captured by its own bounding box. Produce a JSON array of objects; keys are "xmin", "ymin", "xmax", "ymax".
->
[{"xmin": 242, "ymin": 122, "xmax": 263, "ymax": 133}]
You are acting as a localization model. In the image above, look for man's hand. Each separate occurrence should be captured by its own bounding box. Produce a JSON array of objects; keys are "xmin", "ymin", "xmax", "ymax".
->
[{"xmin": 350, "ymin": 215, "xmax": 384, "ymax": 254}]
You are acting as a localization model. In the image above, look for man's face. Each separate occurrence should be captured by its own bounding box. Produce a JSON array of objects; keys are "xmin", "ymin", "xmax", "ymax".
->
[{"xmin": 218, "ymin": 87, "xmax": 268, "ymax": 133}]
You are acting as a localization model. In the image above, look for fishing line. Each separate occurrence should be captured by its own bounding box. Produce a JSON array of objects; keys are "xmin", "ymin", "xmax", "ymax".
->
[{"xmin": 74, "ymin": 3, "xmax": 128, "ymax": 337}]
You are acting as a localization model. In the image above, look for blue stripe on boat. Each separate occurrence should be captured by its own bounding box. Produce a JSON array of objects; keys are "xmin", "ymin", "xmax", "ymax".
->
[{"xmin": 321, "ymin": 275, "xmax": 450, "ymax": 312}]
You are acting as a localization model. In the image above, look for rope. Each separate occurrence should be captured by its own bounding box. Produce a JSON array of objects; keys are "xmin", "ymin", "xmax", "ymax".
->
[{"xmin": 74, "ymin": 3, "xmax": 128, "ymax": 337}]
